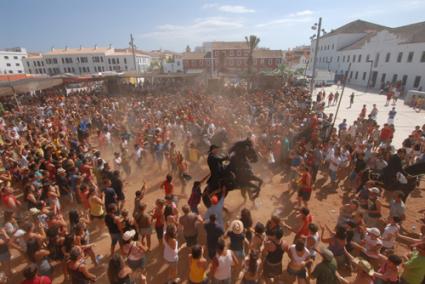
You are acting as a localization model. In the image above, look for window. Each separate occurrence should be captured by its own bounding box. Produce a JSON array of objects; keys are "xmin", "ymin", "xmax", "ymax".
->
[
  {"xmin": 385, "ymin": 53, "xmax": 391, "ymax": 62},
  {"xmin": 349, "ymin": 71, "xmax": 353, "ymax": 79},
  {"xmin": 342, "ymin": 56, "xmax": 345, "ymax": 62},
  {"xmin": 230, "ymin": 50, "xmax": 234, "ymax": 56},
  {"xmin": 414, "ymin": 76, "xmax": 421, "ymax": 88},
  {"xmin": 15, "ymin": 63, "xmax": 20, "ymax": 66},
  {"xmin": 337, "ymin": 56, "xmax": 340, "ymax": 62},
  {"xmin": 407, "ymin": 52, "xmax": 414, "ymax": 63},
  {"xmin": 397, "ymin": 52, "xmax": 403, "ymax": 62},
  {"xmin": 61, "ymin": 58, "xmax": 65, "ymax": 64},
  {"xmin": 48, "ymin": 68, "xmax": 52, "ymax": 74},
  {"xmin": 355, "ymin": 71, "xmax": 358, "ymax": 80},
  {"xmin": 362, "ymin": 72, "xmax": 367, "ymax": 80},
  {"xmin": 421, "ymin": 51, "xmax": 425, "ymax": 63},
  {"xmin": 332, "ymin": 44, "xmax": 334, "ymax": 49},
  {"xmin": 80, "ymin": 57, "xmax": 88, "ymax": 63},
  {"xmin": 112, "ymin": 58, "xmax": 116, "ymax": 64},
  {"xmin": 392, "ymin": 74, "xmax": 398, "ymax": 83},
  {"xmin": 347, "ymin": 55, "xmax": 350, "ymax": 62},
  {"xmin": 18, "ymin": 70, "xmax": 22, "ymax": 73},
  {"xmin": 358, "ymin": 54, "xmax": 362, "ymax": 62},
  {"xmin": 269, "ymin": 59, "xmax": 273, "ymax": 65},
  {"xmin": 366, "ymin": 54, "xmax": 370, "ymax": 62},
  {"xmin": 353, "ymin": 55, "xmax": 356, "ymax": 62},
  {"xmin": 52, "ymin": 58, "xmax": 58, "ymax": 64},
  {"xmin": 402, "ymin": 75, "xmax": 408, "ymax": 86},
  {"xmin": 26, "ymin": 62, "xmax": 30, "ymax": 67},
  {"xmin": 8, "ymin": 70, "xmax": 13, "ymax": 74},
  {"xmin": 6, "ymin": 63, "xmax": 10, "ymax": 67},
  {"xmin": 124, "ymin": 58, "xmax": 127, "ymax": 64},
  {"xmin": 381, "ymin": 73, "xmax": 386, "ymax": 83},
  {"xmin": 116, "ymin": 58, "xmax": 120, "ymax": 64},
  {"xmin": 100, "ymin": 57, "xmax": 104, "ymax": 62},
  {"xmin": 108, "ymin": 58, "xmax": 111, "ymax": 64},
  {"xmin": 13, "ymin": 56, "xmax": 18, "ymax": 59}
]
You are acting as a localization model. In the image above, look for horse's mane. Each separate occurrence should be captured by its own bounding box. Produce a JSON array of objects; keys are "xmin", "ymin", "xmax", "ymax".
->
[{"xmin": 229, "ymin": 139, "xmax": 252, "ymax": 154}]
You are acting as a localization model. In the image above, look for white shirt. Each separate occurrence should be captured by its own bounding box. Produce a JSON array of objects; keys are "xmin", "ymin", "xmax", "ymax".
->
[
  {"xmin": 382, "ymin": 224, "xmax": 399, "ymax": 248},
  {"xmin": 214, "ymin": 250, "xmax": 233, "ymax": 280},
  {"xmin": 329, "ymin": 154, "xmax": 342, "ymax": 171}
]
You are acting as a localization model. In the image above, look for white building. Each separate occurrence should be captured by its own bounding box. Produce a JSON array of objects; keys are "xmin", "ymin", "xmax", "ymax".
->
[
  {"xmin": 309, "ymin": 20, "xmax": 425, "ymax": 91},
  {"xmin": 162, "ymin": 57, "xmax": 184, "ymax": 73},
  {"xmin": 0, "ymin": 47, "xmax": 27, "ymax": 74},
  {"xmin": 23, "ymin": 46, "xmax": 151, "ymax": 76}
]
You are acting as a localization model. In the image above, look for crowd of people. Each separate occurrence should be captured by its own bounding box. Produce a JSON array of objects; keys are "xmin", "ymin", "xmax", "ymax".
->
[{"xmin": 0, "ymin": 78, "xmax": 424, "ymax": 284}]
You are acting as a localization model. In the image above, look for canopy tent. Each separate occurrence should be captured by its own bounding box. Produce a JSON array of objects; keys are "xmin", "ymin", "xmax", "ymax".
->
[{"xmin": 0, "ymin": 77, "xmax": 63, "ymax": 97}]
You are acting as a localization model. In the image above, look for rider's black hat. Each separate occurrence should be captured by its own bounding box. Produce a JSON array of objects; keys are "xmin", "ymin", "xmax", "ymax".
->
[{"xmin": 209, "ymin": 145, "xmax": 220, "ymax": 152}]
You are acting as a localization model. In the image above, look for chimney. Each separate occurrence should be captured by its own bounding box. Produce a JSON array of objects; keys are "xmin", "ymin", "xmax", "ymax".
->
[
  {"xmin": 79, "ymin": 45, "xmax": 82, "ymax": 50},
  {"xmin": 94, "ymin": 44, "xmax": 97, "ymax": 50},
  {"xmin": 109, "ymin": 44, "xmax": 113, "ymax": 49},
  {"xmin": 65, "ymin": 45, "xmax": 68, "ymax": 51}
]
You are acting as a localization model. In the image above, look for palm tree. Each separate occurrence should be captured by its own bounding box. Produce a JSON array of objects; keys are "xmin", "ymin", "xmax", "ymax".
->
[{"xmin": 245, "ymin": 35, "xmax": 260, "ymax": 88}]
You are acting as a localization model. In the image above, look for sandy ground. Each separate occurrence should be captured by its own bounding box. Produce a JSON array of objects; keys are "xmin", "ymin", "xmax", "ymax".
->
[{"xmin": 7, "ymin": 87, "xmax": 425, "ymax": 283}]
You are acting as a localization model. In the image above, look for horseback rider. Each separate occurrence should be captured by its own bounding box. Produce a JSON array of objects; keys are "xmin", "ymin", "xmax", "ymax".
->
[
  {"xmin": 382, "ymin": 148, "xmax": 408, "ymax": 189},
  {"xmin": 207, "ymin": 145, "xmax": 228, "ymax": 191}
]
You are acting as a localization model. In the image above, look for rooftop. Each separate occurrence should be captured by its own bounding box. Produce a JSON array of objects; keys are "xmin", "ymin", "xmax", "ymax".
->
[
  {"xmin": 339, "ymin": 20, "xmax": 425, "ymax": 51},
  {"xmin": 322, "ymin": 19, "xmax": 387, "ymax": 39},
  {"xmin": 206, "ymin": 41, "xmax": 249, "ymax": 50}
]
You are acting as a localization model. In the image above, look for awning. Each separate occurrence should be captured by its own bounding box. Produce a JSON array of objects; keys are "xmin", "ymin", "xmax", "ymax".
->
[{"xmin": 0, "ymin": 77, "xmax": 63, "ymax": 97}]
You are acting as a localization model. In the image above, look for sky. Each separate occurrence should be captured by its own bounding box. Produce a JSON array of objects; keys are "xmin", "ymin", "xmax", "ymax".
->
[{"xmin": 1, "ymin": 0, "xmax": 425, "ymax": 53}]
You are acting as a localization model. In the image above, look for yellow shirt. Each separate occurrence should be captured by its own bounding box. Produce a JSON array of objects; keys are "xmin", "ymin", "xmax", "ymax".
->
[
  {"xmin": 89, "ymin": 195, "xmax": 104, "ymax": 217},
  {"xmin": 189, "ymin": 258, "xmax": 206, "ymax": 283}
]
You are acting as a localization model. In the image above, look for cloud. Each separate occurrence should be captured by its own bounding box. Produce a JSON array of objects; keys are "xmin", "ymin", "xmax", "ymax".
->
[
  {"xmin": 218, "ymin": 5, "xmax": 255, "ymax": 13},
  {"xmin": 256, "ymin": 10, "xmax": 314, "ymax": 28},
  {"xmin": 140, "ymin": 17, "xmax": 244, "ymax": 41},
  {"xmin": 202, "ymin": 3, "xmax": 255, "ymax": 13}
]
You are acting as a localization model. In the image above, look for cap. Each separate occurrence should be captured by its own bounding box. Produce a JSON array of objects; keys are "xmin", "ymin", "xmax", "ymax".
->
[
  {"xmin": 368, "ymin": 187, "xmax": 380, "ymax": 194},
  {"xmin": 366, "ymin": 227, "xmax": 381, "ymax": 237},
  {"xmin": 211, "ymin": 195, "xmax": 219, "ymax": 205},
  {"xmin": 122, "ymin": 230, "xmax": 136, "ymax": 241},
  {"xmin": 230, "ymin": 220, "xmax": 244, "ymax": 235},
  {"xmin": 320, "ymin": 247, "xmax": 334, "ymax": 261}
]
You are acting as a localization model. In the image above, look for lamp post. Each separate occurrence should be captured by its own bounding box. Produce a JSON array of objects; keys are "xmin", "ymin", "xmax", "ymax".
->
[
  {"xmin": 309, "ymin": 18, "xmax": 327, "ymax": 95},
  {"xmin": 366, "ymin": 58, "xmax": 373, "ymax": 93}
]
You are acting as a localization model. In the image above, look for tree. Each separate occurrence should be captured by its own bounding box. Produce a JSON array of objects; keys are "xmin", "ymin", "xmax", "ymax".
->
[{"xmin": 245, "ymin": 35, "xmax": 260, "ymax": 89}]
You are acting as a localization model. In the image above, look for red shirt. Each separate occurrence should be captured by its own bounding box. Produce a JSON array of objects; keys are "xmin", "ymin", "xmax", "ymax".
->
[
  {"xmin": 298, "ymin": 214, "xmax": 313, "ymax": 237},
  {"xmin": 162, "ymin": 180, "xmax": 174, "ymax": 196},
  {"xmin": 22, "ymin": 276, "xmax": 52, "ymax": 284}
]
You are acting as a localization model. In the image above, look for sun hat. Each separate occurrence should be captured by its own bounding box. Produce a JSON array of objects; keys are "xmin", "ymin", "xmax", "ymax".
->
[
  {"xmin": 230, "ymin": 220, "xmax": 244, "ymax": 235},
  {"xmin": 366, "ymin": 227, "xmax": 381, "ymax": 237},
  {"xmin": 353, "ymin": 257, "xmax": 374, "ymax": 276},
  {"xmin": 320, "ymin": 247, "xmax": 334, "ymax": 261},
  {"xmin": 122, "ymin": 230, "xmax": 136, "ymax": 241}
]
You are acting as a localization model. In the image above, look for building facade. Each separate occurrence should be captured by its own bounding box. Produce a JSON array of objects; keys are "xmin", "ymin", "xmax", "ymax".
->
[
  {"xmin": 182, "ymin": 41, "xmax": 283, "ymax": 74},
  {"xmin": 23, "ymin": 46, "xmax": 151, "ymax": 76},
  {"xmin": 309, "ymin": 20, "xmax": 425, "ymax": 91},
  {"xmin": 285, "ymin": 46, "xmax": 310, "ymax": 72},
  {"xmin": 0, "ymin": 48, "xmax": 27, "ymax": 74}
]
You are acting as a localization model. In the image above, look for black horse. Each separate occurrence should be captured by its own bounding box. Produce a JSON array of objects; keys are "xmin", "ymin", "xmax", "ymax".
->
[
  {"xmin": 359, "ymin": 161, "xmax": 425, "ymax": 202},
  {"xmin": 202, "ymin": 139, "xmax": 263, "ymax": 207}
]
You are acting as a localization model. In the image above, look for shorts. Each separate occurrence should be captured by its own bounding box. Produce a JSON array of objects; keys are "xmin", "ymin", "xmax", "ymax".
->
[
  {"xmin": 232, "ymin": 249, "xmax": 245, "ymax": 261},
  {"xmin": 110, "ymin": 233, "xmax": 122, "ymax": 246},
  {"xmin": 184, "ymin": 234, "xmax": 198, "ymax": 247},
  {"xmin": 263, "ymin": 260, "xmax": 282, "ymax": 278},
  {"xmin": 297, "ymin": 190, "xmax": 311, "ymax": 201},
  {"xmin": 139, "ymin": 227, "xmax": 152, "ymax": 235},
  {"xmin": 287, "ymin": 267, "xmax": 307, "ymax": 279},
  {"xmin": 127, "ymin": 256, "xmax": 146, "ymax": 270},
  {"xmin": 155, "ymin": 225, "xmax": 164, "ymax": 240}
]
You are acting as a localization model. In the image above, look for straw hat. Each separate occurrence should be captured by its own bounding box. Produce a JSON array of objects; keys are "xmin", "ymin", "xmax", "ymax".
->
[
  {"xmin": 353, "ymin": 258, "xmax": 374, "ymax": 276},
  {"xmin": 230, "ymin": 220, "xmax": 244, "ymax": 235}
]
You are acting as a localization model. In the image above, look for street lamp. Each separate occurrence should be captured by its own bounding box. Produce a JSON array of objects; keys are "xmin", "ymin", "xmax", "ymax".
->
[
  {"xmin": 366, "ymin": 58, "xmax": 373, "ymax": 93},
  {"xmin": 309, "ymin": 18, "xmax": 326, "ymax": 95}
]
